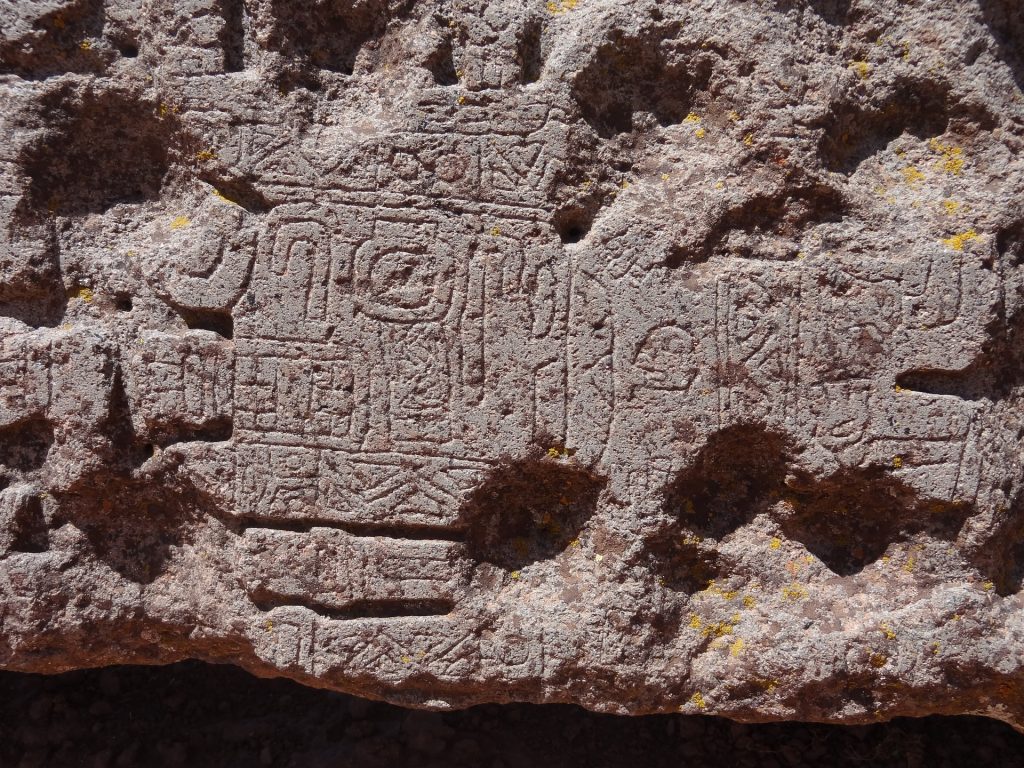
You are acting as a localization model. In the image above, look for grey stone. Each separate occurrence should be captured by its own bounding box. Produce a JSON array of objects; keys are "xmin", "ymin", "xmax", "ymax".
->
[{"xmin": 2, "ymin": 0, "xmax": 1024, "ymax": 731}]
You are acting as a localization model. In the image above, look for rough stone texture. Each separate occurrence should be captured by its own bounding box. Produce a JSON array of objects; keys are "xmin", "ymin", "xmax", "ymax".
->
[{"xmin": 2, "ymin": 0, "xmax": 1024, "ymax": 729}]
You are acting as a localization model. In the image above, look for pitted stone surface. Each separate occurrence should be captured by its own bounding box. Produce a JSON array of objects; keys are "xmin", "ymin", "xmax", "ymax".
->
[{"xmin": 2, "ymin": 0, "xmax": 1024, "ymax": 728}]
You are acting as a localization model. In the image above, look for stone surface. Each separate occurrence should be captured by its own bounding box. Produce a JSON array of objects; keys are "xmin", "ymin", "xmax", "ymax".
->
[{"xmin": 1, "ymin": 0, "xmax": 1024, "ymax": 729}]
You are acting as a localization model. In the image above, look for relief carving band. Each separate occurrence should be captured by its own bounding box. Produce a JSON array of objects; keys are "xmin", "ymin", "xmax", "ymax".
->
[{"xmin": 2, "ymin": 0, "xmax": 1024, "ymax": 729}]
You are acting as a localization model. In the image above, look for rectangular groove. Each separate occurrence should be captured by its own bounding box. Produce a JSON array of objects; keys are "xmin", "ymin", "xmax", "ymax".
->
[
  {"xmin": 251, "ymin": 591, "xmax": 454, "ymax": 620},
  {"xmin": 233, "ymin": 515, "xmax": 467, "ymax": 542}
]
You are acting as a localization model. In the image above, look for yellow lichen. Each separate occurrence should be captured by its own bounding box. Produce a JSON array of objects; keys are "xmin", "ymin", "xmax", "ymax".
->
[
  {"xmin": 942, "ymin": 229, "xmax": 979, "ymax": 251},
  {"xmin": 689, "ymin": 613, "xmax": 703, "ymax": 630},
  {"xmin": 729, "ymin": 637, "xmax": 745, "ymax": 657},
  {"xmin": 490, "ymin": 226, "xmax": 502, "ymax": 236},
  {"xmin": 769, "ymin": 537, "xmax": 782, "ymax": 550},
  {"xmin": 400, "ymin": 655, "xmax": 412, "ymax": 664},
  {"xmin": 880, "ymin": 623, "xmax": 896, "ymax": 640},
  {"xmin": 743, "ymin": 133, "xmax": 754, "ymax": 147},
  {"xmin": 170, "ymin": 215, "xmax": 190, "ymax": 230},
  {"xmin": 742, "ymin": 595, "xmax": 756, "ymax": 608},
  {"xmin": 869, "ymin": 653, "xmax": 887, "ymax": 668},
  {"xmin": 546, "ymin": 0, "xmax": 579, "ymax": 14},
  {"xmin": 929, "ymin": 138, "xmax": 964, "ymax": 175},
  {"xmin": 851, "ymin": 60, "xmax": 870, "ymax": 81},
  {"xmin": 70, "ymin": 286, "xmax": 94, "ymax": 303},
  {"xmin": 901, "ymin": 165, "xmax": 925, "ymax": 185},
  {"xmin": 196, "ymin": 149, "xmax": 217, "ymax": 162},
  {"xmin": 902, "ymin": 557, "xmax": 915, "ymax": 573},
  {"xmin": 942, "ymin": 199, "xmax": 961, "ymax": 216},
  {"xmin": 457, "ymin": 94, "xmax": 466, "ymax": 105},
  {"xmin": 79, "ymin": 40, "xmax": 92, "ymax": 51},
  {"xmin": 983, "ymin": 581, "xmax": 995, "ymax": 591},
  {"xmin": 728, "ymin": 110, "xmax": 741, "ymax": 122},
  {"xmin": 690, "ymin": 691, "xmax": 707, "ymax": 710},
  {"xmin": 683, "ymin": 112, "xmax": 702, "ymax": 123},
  {"xmin": 661, "ymin": 173, "xmax": 670, "ymax": 181},
  {"xmin": 695, "ymin": 127, "xmax": 706, "ymax": 139},
  {"xmin": 510, "ymin": 570, "xmax": 521, "ymax": 581},
  {"xmin": 781, "ymin": 583, "xmax": 808, "ymax": 600},
  {"xmin": 892, "ymin": 455, "xmax": 903, "ymax": 469}
]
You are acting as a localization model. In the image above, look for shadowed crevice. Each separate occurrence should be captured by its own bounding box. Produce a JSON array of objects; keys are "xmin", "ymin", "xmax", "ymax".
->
[
  {"xmin": 657, "ymin": 424, "xmax": 973, "ymax": 580},
  {"xmin": 778, "ymin": 468, "xmax": 971, "ymax": 577},
  {"xmin": 461, "ymin": 453, "xmax": 606, "ymax": 570},
  {"xmin": 663, "ymin": 425, "xmax": 790, "ymax": 540},
  {"xmin": 818, "ymin": 80, "xmax": 955, "ymax": 175},
  {"xmin": 0, "ymin": 418, "xmax": 54, "ymax": 474},
  {"xmin": 571, "ymin": 29, "xmax": 715, "ymax": 138},
  {"xmin": 978, "ymin": 0, "xmax": 1024, "ymax": 90},
  {"xmin": 18, "ymin": 87, "xmax": 179, "ymax": 219}
]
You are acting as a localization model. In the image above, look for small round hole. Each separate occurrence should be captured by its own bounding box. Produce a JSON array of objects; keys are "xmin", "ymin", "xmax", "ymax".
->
[
  {"xmin": 561, "ymin": 226, "xmax": 584, "ymax": 244},
  {"xmin": 119, "ymin": 43, "xmax": 139, "ymax": 58},
  {"xmin": 115, "ymin": 295, "xmax": 133, "ymax": 312}
]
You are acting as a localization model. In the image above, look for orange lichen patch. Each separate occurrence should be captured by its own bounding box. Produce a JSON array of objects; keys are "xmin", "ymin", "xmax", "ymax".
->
[{"xmin": 942, "ymin": 230, "xmax": 979, "ymax": 251}]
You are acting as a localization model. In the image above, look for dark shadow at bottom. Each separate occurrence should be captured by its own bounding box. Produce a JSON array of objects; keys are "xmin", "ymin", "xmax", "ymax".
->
[{"xmin": 0, "ymin": 662, "xmax": 1021, "ymax": 768}]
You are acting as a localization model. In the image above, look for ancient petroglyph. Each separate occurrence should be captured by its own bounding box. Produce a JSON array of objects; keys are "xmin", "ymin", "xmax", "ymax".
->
[{"xmin": 3, "ymin": 0, "xmax": 1024, "ymax": 729}]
